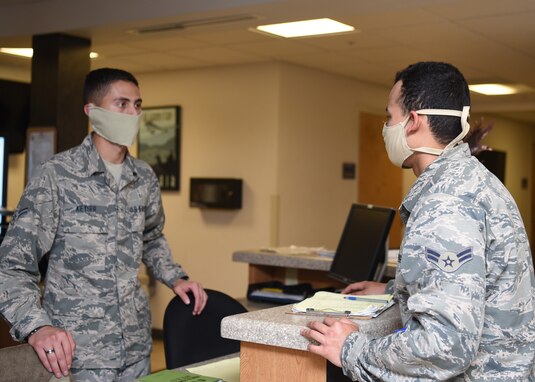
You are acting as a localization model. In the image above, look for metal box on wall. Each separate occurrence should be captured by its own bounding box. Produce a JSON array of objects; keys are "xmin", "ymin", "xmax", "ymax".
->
[{"xmin": 189, "ymin": 178, "xmax": 243, "ymax": 209}]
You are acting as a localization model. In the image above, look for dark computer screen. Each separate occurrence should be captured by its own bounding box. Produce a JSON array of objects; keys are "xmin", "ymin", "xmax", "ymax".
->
[{"xmin": 329, "ymin": 203, "xmax": 395, "ymax": 284}]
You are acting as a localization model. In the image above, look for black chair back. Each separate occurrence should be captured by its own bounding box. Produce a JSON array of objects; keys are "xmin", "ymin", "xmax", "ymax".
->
[{"xmin": 163, "ymin": 289, "xmax": 247, "ymax": 369}]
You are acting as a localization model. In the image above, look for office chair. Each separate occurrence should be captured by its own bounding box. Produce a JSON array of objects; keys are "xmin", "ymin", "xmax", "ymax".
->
[{"xmin": 163, "ymin": 289, "xmax": 247, "ymax": 369}]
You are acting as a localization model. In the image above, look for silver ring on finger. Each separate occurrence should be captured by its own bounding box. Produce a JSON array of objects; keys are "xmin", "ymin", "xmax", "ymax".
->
[{"xmin": 44, "ymin": 348, "xmax": 55, "ymax": 355}]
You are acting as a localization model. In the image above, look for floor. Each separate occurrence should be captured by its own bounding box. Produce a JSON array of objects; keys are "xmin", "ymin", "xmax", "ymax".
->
[{"xmin": 150, "ymin": 339, "xmax": 166, "ymax": 372}]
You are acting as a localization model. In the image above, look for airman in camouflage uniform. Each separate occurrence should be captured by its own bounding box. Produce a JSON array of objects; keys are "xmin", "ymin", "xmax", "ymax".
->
[
  {"xmin": 0, "ymin": 68, "xmax": 207, "ymax": 381},
  {"xmin": 302, "ymin": 62, "xmax": 535, "ymax": 381},
  {"xmin": 341, "ymin": 143, "xmax": 535, "ymax": 381}
]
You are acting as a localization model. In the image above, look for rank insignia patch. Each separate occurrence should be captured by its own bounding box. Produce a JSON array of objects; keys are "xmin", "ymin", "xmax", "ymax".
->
[{"xmin": 425, "ymin": 247, "xmax": 473, "ymax": 273}]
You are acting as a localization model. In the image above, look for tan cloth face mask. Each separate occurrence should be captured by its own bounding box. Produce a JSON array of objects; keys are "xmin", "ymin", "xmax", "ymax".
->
[
  {"xmin": 382, "ymin": 106, "xmax": 470, "ymax": 167},
  {"xmin": 88, "ymin": 105, "xmax": 142, "ymax": 147}
]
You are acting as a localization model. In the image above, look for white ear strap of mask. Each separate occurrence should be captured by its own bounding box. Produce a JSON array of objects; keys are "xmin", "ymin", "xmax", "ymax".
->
[{"xmin": 412, "ymin": 106, "xmax": 470, "ymax": 155}]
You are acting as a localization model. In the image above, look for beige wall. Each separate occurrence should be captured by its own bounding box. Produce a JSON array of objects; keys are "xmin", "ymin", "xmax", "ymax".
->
[
  {"xmin": 471, "ymin": 113, "xmax": 535, "ymax": 237},
  {"xmin": 276, "ymin": 64, "xmax": 386, "ymax": 248}
]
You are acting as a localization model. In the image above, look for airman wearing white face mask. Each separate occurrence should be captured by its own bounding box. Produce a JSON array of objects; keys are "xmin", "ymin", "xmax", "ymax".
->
[
  {"xmin": 382, "ymin": 105, "xmax": 470, "ymax": 168},
  {"xmin": 0, "ymin": 68, "xmax": 208, "ymax": 382},
  {"xmin": 302, "ymin": 61, "xmax": 535, "ymax": 381},
  {"xmin": 87, "ymin": 105, "xmax": 142, "ymax": 147}
]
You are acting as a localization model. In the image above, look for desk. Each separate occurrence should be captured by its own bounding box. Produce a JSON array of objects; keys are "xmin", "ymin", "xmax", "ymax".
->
[
  {"xmin": 221, "ymin": 304, "xmax": 401, "ymax": 381},
  {"xmin": 233, "ymin": 249, "xmax": 396, "ymax": 289}
]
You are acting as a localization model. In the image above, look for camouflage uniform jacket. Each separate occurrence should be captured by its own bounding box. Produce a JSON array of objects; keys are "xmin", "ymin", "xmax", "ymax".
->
[
  {"xmin": 0, "ymin": 133, "xmax": 187, "ymax": 369},
  {"xmin": 341, "ymin": 143, "xmax": 535, "ymax": 381}
]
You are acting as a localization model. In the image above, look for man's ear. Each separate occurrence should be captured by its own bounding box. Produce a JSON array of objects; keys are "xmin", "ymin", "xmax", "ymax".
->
[
  {"xmin": 405, "ymin": 110, "xmax": 424, "ymax": 136},
  {"xmin": 83, "ymin": 103, "xmax": 93, "ymax": 116}
]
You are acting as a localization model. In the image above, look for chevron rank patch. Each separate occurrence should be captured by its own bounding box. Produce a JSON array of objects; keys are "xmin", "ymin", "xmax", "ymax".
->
[{"xmin": 425, "ymin": 247, "xmax": 473, "ymax": 273}]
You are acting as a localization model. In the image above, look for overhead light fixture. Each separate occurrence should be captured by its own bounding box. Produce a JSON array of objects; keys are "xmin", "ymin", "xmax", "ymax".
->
[
  {"xmin": 469, "ymin": 83, "xmax": 518, "ymax": 96},
  {"xmin": 0, "ymin": 47, "xmax": 99, "ymax": 59},
  {"xmin": 255, "ymin": 18, "xmax": 355, "ymax": 38},
  {"xmin": 0, "ymin": 48, "xmax": 33, "ymax": 58}
]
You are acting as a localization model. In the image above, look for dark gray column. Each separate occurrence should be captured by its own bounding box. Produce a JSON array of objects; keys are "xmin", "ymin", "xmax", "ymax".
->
[{"xmin": 30, "ymin": 33, "xmax": 90, "ymax": 153}]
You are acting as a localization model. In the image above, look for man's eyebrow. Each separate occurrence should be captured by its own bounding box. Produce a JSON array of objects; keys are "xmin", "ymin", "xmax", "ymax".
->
[
  {"xmin": 113, "ymin": 97, "xmax": 142, "ymax": 104},
  {"xmin": 114, "ymin": 97, "xmax": 131, "ymax": 102}
]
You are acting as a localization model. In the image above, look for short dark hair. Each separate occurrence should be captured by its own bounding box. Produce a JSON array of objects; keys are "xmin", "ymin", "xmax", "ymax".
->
[
  {"xmin": 394, "ymin": 62, "xmax": 470, "ymax": 145},
  {"xmin": 83, "ymin": 68, "xmax": 139, "ymax": 104}
]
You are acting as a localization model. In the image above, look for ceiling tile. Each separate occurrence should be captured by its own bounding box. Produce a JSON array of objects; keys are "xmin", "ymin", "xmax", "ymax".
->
[
  {"xmin": 91, "ymin": 43, "xmax": 145, "ymax": 57},
  {"xmin": 169, "ymin": 45, "xmax": 266, "ymax": 65},
  {"xmin": 230, "ymin": 39, "xmax": 323, "ymax": 58},
  {"xmin": 422, "ymin": 0, "xmax": 535, "ymax": 20},
  {"xmin": 457, "ymin": 12, "xmax": 535, "ymax": 58},
  {"xmin": 123, "ymin": 35, "xmax": 205, "ymax": 51}
]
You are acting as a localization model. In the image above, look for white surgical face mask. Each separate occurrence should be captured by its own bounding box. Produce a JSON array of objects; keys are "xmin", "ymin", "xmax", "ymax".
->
[
  {"xmin": 88, "ymin": 105, "xmax": 142, "ymax": 147},
  {"xmin": 382, "ymin": 106, "xmax": 470, "ymax": 168}
]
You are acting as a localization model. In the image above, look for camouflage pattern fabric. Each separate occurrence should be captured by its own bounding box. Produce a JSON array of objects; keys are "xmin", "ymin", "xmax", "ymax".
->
[
  {"xmin": 341, "ymin": 143, "xmax": 535, "ymax": 381},
  {"xmin": 0, "ymin": 134, "xmax": 187, "ymax": 369}
]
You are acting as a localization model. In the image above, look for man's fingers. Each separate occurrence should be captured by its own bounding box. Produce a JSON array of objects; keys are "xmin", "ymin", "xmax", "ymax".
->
[
  {"xmin": 43, "ymin": 348, "xmax": 65, "ymax": 378},
  {"xmin": 307, "ymin": 342, "xmax": 325, "ymax": 357},
  {"xmin": 37, "ymin": 348, "xmax": 53, "ymax": 373},
  {"xmin": 55, "ymin": 347, "xmax": 71, "ymax": 377},
  {"xmin": 61, "ymin": 336, "xmax": 74, "ymax": 369},
  {"xmin": 175, "ymin": 286, "xmax": 191, "ymax": 305},
  {"xmin": 194, "ymin": 288, "xmax": 208, "ymax": 315},
  {"xmin": 190, "ymin": 284, "xmax": 204, "ymax": 315},
  {"xmin": 67, "ymin": 331, "xmax": 76, "ymax": 356},
  {"xmin": 307, "ymin": 320, "xmax": 327, "ymax": 334},
  {"xmin": 302, "ymin": 326, "xmax": 324, "ymax": 344}
]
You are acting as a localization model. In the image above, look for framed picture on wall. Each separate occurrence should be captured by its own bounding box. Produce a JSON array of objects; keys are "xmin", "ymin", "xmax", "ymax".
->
[
  {"xmin": 25, "ymin": 126, "xmax": 57, "ymax": 184},
  {"xmin": 138, "ymin": 106, "xmax": 181, "ymax": 191}
]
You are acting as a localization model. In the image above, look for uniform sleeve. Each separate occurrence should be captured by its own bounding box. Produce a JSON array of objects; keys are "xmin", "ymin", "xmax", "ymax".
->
[
  {"xmin": 141, "ymin": 173, "xmax": 188, "ymax": 288},
  {"xmin": 341, "ymin": 194, "xmax": 486, "ymax": 381},
  {"xmin": 0, "ymin": 169, "xmax": 59, "ymax": 341}
]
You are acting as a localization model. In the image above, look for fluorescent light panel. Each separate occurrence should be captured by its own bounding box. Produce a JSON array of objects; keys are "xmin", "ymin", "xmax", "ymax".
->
[
  {"xmin": 256, "ymin": 18, "xmax": 355, "ymax": 38},
  {"xmin": 0, "ymin": 48, "xmax": 98, "ymax": 59},
  {"xmin": 469, "ymin": 83, "xmax": 518, "ymax": 96}
]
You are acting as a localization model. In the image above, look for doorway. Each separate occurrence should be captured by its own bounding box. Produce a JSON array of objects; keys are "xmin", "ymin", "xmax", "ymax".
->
[{"xmin": 358, "ymin": 112, "xmax": 403, "ymax": 248}]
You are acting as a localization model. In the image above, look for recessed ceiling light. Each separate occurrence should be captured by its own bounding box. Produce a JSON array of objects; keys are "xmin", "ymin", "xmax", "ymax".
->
[
  {"xmin": 255, "ymin": 18, "xmax": 355, "ymax": 38},
  {"xmin": 469, "ymin": 83, "xmax": 518, "ymax": 96},
  {"xmin": 0, "ymin": 47, "xmax": 99, "ymax": 59},
  {"xmin": 0, "ymin": 48, "xmax": 33, "ymax": 58}
]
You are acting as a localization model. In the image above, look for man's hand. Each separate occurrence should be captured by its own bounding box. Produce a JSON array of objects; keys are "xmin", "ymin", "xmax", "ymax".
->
[
  {"xmin": 341, "ymin": 281, "xmax": 387, "ymax": 295},
  {"xmin": 27, "ymin": 325, "xmax": 76, "ymax": 378},
  {"xmin": 301, "ymin": 317, "xmax": 358, "ymax": 367},
  {"xmin": 172, "ymin": 279, "xmax": 208, "ymax": 315}
]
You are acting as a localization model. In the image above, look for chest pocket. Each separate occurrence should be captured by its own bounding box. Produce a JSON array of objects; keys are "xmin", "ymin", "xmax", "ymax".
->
[
  {"xmin": 60, "ymin": 203, "xmax": 109, "ymax": 273},
  {"xmin": 127, "ymin": 200, "xmax": 146, "ymax": 258},
  {"xmin": 127, "ymin": 200, "xmax": 146, "ymax": 233}
]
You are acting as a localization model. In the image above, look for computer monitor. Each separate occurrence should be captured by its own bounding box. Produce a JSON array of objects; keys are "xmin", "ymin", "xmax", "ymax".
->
[{"xmin": 329, "ymin": 203, "xmax": 396, "ymax": 284}]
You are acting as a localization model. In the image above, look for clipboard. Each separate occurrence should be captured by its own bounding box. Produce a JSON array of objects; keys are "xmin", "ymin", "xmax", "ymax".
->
[{"xmin": 291, "ymin": 291, "xmax": 394, "ymax": 318}]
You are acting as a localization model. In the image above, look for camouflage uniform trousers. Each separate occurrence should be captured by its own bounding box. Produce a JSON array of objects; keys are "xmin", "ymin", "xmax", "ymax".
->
[{"xmin": 70, "ymin": 356, "xmax": 150, "ymax": 382}]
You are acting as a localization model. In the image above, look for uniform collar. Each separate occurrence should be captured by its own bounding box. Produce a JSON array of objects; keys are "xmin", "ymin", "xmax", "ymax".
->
[
  {"xmin": 400, "ymin": 143, "xmax": 471, "ymax": 222},
  {"xmin": 82, "ymin": 133, "xmax": 138, "ymax": 182}
]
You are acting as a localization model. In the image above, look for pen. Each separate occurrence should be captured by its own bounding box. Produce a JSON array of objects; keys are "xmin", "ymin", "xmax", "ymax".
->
[{"xmin": 344, "ymin": 296, "xmax": 389, "ymax": 303}]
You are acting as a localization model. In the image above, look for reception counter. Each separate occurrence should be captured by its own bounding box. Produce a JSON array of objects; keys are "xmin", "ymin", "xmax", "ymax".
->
[
  {"xmin": 221, "ymin": 303, "xmax": 402, "ymax": 381},
  {"xmin": 233, "ymin": 249, "xmax": 396, "ymax": 289}
]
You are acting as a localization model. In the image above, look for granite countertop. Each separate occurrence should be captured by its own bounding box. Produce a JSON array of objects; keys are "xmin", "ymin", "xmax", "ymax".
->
[
  {"xmin": 221, "ymin": 303, "xmax": 402, "ymax": 351},
  {"xmin": 233, "ymin": 250, "xmax": 333, "ymax": 271}
]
